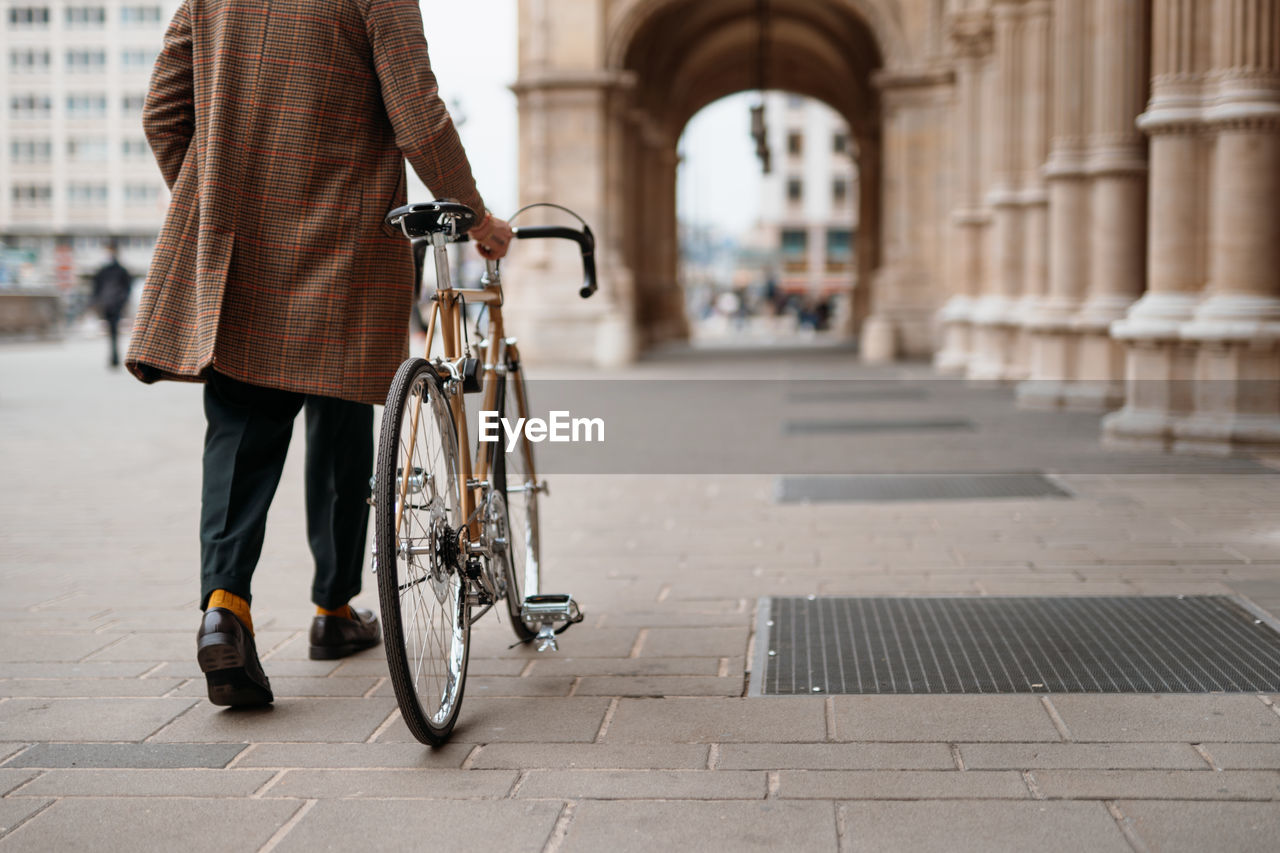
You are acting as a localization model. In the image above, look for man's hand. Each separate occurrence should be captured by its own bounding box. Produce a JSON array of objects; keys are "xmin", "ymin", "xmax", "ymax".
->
[{"xmin": 470, "ymin": 214, "xmax": 513, "ymax": 260}]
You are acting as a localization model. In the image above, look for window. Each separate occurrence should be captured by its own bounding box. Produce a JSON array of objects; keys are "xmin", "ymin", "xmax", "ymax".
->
[
  {"xmin": 826, "ymin": 228, "xmax": 854, "ymax": 272},
  {"xmin": 787, "ymin": 132, "xmax": 803, "ymax": 157},
  {"xmin": 8, "ymin": 6, "xmax": 50, "ymax": 27},
  {"xmin": 9, "ymin": 49, "xmax": 51, "ymax": 73},
  {"xmin": 122, "ymin": 94, "xmax": 147, "ymax": 114},
  {"xmin": 121, "ymin": 5, "xmax": 163, "ymax": 25},
  {"xmin": 10, "ymin": 139, "xmax": 53, "ymax": 163},
  {"xmin": 12, "ymin": 185, "xmax": 53, "ymax": 206},
  {"xmin": 66, "ymin": 93, "xmax": 108, "ymax": 116},
  {"xmin": 65, "ymin": 5, "xmax": 106, "ymax": 26},
  {"xmin": 120, "ymin": 235, "xmax": 155, "ymax": 253},
  {"xmin": 781, "ymin": 229, "xmax": 807, "ymax": 255},
  {"xmin": 66, "ymin": 49, "xmax": 107, "ymax": 72},
  {"xmin": 780, "ymin": 228, "xmax": 808, "ymax": 273},
  {"xmin": 833, "ymin": 133, "xmax": 849, "ymax": 154},
  {"xmin": 68, "ymin": 183, "xmax": 109, "ymax": 204},
  {"xmin": 68, "ymin": 138, "xmax": 111, "ymax": 161},
  {"xmin": 786, "ymin": 177, "xmax": 804, "ymax": 203},
  {"xmin": 122, "ymin": 49, "xmax": 157, "ymax": 69},
  {"xmin": 832, "ymin": 178, "xmax": 849, "ymax": 206},
  {"xmin": 123, "ymin": 138, "xmax": 151, "ymax": 159},
  {"xmin": 10, "ymin": 94, "xmax": 53, "ymax": 117},
  {"xmin": 125, "ymin": 184, "xmax": 161, "ymax": 205}
]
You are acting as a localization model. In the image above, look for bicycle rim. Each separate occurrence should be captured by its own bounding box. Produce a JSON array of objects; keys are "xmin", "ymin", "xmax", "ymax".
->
[{"xmin": 375, "ymin": 359, "xmax": 469, "ymax": 744}]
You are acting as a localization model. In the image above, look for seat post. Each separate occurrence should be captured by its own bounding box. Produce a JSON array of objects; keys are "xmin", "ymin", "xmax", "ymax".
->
[{"xmin": 431, "ymin": 230, "xmax": 452, "ymax": 292}]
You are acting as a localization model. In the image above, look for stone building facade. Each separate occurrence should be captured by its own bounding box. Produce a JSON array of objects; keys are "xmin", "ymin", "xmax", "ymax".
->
[{"xmin": 511, "ymin": 0, "xmax": 1280, "ymax": 455}]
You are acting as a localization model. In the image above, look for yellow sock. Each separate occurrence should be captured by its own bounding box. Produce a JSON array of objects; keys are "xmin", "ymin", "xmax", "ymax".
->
[
  {"xmin": 208, "ymin": 589, "xmax": 254, "ymax": 635},
  {"xmin": 316, "ymin": 604, "xmax": 353, "ymax": 619}
]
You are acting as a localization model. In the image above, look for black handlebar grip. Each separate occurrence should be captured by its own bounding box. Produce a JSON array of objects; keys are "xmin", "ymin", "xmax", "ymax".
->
[
  {"xmin": 512, "ymin": 224, "xmax": 598, "ymax": 299},
  {"xmin": 512, "ymin": 226, "xmax": 583, "ymax": 241},
  {"xmin": 579, "ymin": 226, "xmax": 596, "ymax": 299}
]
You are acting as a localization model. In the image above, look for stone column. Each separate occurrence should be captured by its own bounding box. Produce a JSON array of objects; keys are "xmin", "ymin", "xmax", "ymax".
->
[
  {"xmin": 1175, "ymin": 0, "xmax": 1280, "ymax": 453},
  {"xmin": 1019, "ymin": 0, "xmax": 1091, "ymax": 407},
  {"xmin": 968, "ymin": 0, "xmax": 1026, "ymax": 381},
  {"xmin": 1104, "ymin": 0, "xmax": 1210, "ymax": 448},
  {"xmin": 631, "ymin": 123, "xmax": 661, "ymax": 345},
  {"xmin": 849, "ymin": 128, "xmax": 881, "ymax": 334},
  {"xmin": 859, "ymin": 85, "xmax": 915, "ymax": 364},
  {"xmin": 653, "ymin": 144, "xmax": 688, "ymax": 344},
  {"xmin": 1065, "ymin": 0, "xmax": 1150, "ymax": 410},
  {"xmin": 936, "ymin": 9, "xmax": 994, "ymax": 374},
  {"xmin": 1012, "ymin": 2, "xmax": 1053, "ymax": 374},
  {"xmin": 860, "ymin": 69, "xmax": 956, "ymax": 363},
  {"xmin": 508, "ymin": 73, "xmax": 633, "ymax": 366}
]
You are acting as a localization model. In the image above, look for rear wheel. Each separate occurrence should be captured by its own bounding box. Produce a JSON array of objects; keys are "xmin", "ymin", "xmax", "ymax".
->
[
  {"xmin": 375, "ymin": 358, "xmax": 469, "ymax": 745},
  {"xmin": 489, "ymin": 362, "xmax": 541, "ymax": 642}
]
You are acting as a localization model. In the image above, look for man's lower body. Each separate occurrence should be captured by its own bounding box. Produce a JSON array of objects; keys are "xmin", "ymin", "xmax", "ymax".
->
[{"xmin": 196, "ymin": 371, "xmax": 381, "ymax": 706}]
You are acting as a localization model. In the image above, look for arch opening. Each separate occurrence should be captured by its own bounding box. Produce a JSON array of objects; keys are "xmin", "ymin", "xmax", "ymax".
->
[
  {"xmin": 606, "ymin": 0, "xmax": 887, "ymax": 350},
  {"xmin": 677, "ymin": 92, "xmax": 863, "ymax": 347}
]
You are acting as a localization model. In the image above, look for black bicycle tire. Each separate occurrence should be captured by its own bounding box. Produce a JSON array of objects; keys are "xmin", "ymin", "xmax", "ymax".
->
[
  {"xmin": 375, "ymin": 358, "xmax": 469, "ymax": 745},
  {"xmin": 493, "ymin": 363, "xmax": 541, "ymax": 641}
]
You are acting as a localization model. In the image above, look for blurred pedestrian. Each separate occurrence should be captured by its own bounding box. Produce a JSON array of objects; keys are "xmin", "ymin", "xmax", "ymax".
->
[
  {"xmin": 91, "ymin": 242, "xmax": 132, "ymax": 368},
  {"xmin": 124, "ymin": 0, "xmax": 512, "ymax": 708},
  {"xmin": 763, "ymin": 273, "xmax": 782, "ymax": 316},
  {"xmin": 813, "ymin": 296, "xmax": 833, "ymax": 332}
]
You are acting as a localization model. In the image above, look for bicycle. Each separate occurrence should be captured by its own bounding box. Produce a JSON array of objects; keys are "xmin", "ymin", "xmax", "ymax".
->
[{"xmin": 372, "ymin": 199, "xmax": 596, "ymax": 745}]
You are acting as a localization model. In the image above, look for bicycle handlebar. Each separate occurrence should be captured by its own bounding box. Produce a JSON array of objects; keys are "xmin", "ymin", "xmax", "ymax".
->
[{"xmin": 511, "ymin": 225, "xmax": 597, "ymax": 299}]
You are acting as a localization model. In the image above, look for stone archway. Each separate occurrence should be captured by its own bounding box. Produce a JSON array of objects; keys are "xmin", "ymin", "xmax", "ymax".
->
[{"xmin": 509, "ymin": 0, "xmax": 953, "ymax": 366}]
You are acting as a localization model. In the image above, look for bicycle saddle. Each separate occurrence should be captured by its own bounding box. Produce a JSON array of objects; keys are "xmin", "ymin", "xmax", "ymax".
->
[{"xmin": 386, "ymin": 200, "xmax": 478, "ymax": 239}]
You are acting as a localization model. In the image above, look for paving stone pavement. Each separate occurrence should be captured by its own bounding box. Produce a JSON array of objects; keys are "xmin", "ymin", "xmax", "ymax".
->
[{"xmin": 2, "ymin": 338, "xmax": 1280, "ymax": 851}]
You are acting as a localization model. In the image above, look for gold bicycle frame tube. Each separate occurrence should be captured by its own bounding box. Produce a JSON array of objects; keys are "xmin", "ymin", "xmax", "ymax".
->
[
  {"xmin": 392, "ymin": 298, "xmax": 438, "ymax": 538},
  {"xmin": 412, "ymin": 242, "xmax": 529, "ymax": 546}
]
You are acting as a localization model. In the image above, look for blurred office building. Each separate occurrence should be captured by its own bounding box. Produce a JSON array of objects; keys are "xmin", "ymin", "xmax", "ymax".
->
[
  {"xmin": 757, "ymin": 93, "xmax": 858, "ymax": 302},
  {"xmin": 755, "ymin": 93, "xmax": 858, "ymax": 334},
  {"xmin": 1, "ymin": 2, "xmax": 180, "ymax": 290},
  {"xmin": 678, "ymin": 93, "xmax": 860, "ymax": 342}
]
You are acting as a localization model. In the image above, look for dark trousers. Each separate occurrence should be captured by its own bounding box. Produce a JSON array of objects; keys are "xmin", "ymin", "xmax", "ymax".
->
[{"xmin": 200, "ymin": 372, "xmax": 373, "ymax": 611}]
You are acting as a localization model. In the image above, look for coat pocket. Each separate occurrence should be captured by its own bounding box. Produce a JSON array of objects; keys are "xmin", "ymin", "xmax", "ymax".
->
[{"xmin": 378, "ymin": 165, "xmax": 408, "ymax": 238}]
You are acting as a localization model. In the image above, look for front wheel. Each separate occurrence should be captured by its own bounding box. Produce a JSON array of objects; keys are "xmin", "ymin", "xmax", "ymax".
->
[
  {"xmin": 375, "ymin": 358, "xmax": 469, "ymax": 745},
  {"xmin": 489, "ymin": 361, "xmax": 542, "ymax": 642}
]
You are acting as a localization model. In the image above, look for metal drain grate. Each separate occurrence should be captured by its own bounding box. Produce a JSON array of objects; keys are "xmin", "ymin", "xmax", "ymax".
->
[
  {"xmin": 749, "ymin": 596, "xmax": 1280, "ymax": 695},
  {"xmin": 785, "ymin": 418, "xmax": 974, "ymax": 435},
  {"xmin": 777, "ymin": 474, "xmax": 1071, "ymax": 503}
]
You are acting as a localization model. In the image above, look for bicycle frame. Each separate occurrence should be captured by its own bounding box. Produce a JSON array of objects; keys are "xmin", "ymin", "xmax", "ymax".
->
[
  {"xmin": 375, "ymin": 202, "xmax": 591, "ymax": 742},
  {"xmin": 406, "ymin": 230, "xmax": 537, "ymax": 550}
]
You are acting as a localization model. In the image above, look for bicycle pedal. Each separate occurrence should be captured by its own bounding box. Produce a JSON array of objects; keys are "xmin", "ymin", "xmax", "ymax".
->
[{"xmin": 521, "ymin": 594, "xmax": 583, "ymax": 632}]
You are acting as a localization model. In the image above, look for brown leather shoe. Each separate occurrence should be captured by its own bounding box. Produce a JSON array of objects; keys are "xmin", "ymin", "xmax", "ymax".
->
[
  {"xmin": 309, "ymin": 608, "xmax": 381, "ymax": 660},
  {"xmin": 197, "ymin": 608, "xmax": 273, "ymax": 707}
]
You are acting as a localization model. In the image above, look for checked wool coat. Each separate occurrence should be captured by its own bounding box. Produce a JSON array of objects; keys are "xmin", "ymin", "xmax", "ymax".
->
[{"xmin": 126, "ymin": 0, "xmax": 487, "ymax": 405}]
